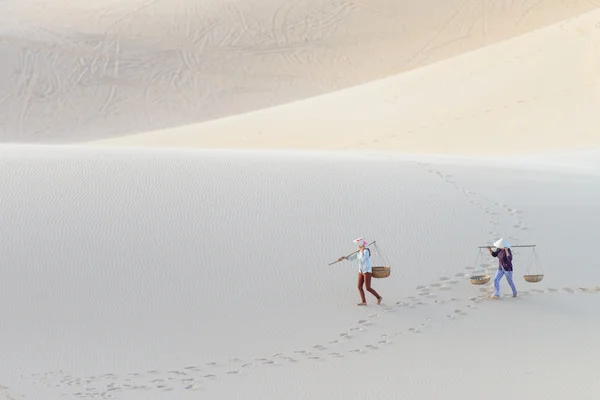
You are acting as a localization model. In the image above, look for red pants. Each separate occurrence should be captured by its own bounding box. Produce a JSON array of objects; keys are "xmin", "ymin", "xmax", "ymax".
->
[{"xmin": 358, "ymin": 272, "xmax": 381, "ymax": 303}]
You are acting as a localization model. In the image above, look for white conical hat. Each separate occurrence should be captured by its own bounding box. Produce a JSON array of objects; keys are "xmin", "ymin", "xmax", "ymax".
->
[
  {"xmin": 493, "ymin": 238, "xmax": 511, "ymax": 248},
  {"xmin": 353, "ymin": 237, "xmax": 367, "ymax": 246}
]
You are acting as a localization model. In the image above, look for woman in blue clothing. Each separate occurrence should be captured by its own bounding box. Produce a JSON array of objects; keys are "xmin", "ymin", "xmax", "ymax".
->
[
  {"xmin": 488, "ymin": 238, "xmax": 518, "ymax": 299},
  {"xmin": 338, "ymin": 238, "xmax": 382, "ymax": 306}
]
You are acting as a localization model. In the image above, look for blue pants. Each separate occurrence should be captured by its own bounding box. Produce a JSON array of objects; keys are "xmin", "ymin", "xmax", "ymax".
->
[{"xmin": 494, "ymin": 269, "xmax": 517, "ymax": 297}]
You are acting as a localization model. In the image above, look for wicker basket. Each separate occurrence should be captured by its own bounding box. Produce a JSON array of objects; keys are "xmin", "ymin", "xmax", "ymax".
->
[
  {"xmin": 469, "ymin": 274, "xmax": 491, "ymax": 285},
  {"xmin": 523, "ymin": 274, "xmax": 544, "ymax": 283},
  {"xmin": 372, "ymin": 266, "xmax": 391, "ymax": 278}
]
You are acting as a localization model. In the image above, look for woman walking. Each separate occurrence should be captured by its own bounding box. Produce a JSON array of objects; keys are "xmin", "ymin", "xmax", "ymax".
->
[
  {"xmin": 339, "ymin": 238, "xmax": 382, "ymax": 306},
  {"xmin": 488, "ymin": 238, "xmax": 518, "ymax": 299}
]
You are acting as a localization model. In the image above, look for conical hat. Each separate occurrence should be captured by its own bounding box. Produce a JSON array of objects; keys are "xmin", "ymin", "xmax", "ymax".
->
[
  {"xmin": 493, "ymin": 238, "xmax": 511, "ymax": 248},
  {"xmin": 353, "ymin": 237, "xmax": 367, "ymax": 246}
]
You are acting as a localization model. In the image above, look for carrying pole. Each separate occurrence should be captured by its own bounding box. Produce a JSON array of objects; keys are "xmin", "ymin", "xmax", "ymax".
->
[
  {"xmin": 329, "ymin": 241, "xmax": 376, "ymax": 265},
  {"xmin": 477, "ymin": 244, "xmax": 536, "ymax": 248}
]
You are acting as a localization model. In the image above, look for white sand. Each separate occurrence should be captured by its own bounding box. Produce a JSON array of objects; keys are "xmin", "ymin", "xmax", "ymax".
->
[
  {"xmin": 1, "ymin": 145, "xmax": 599, "ymax": 400},
  {"xmin": 1, "ymin": 1, "xmax": 600, "ymax": 400},
  {"xmin": 1, "ymin": 0, "xmax": 599, "ymax": 144},
  {"xmin": 89, "ymin": 7, "xmax": 600, "ymax": 154}
]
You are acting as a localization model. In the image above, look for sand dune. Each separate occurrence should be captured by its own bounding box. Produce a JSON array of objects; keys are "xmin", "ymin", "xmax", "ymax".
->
[
  {"xmin": 1, "ymin": 1, "xmax": 600, "ymax": 400},
  {"xmin": 1, "ymin": 0, "xmax": 599, "ymax": 143},
  {"xmin": 1, "ymin": 145, "xmax": 600, "ymax": 399},
  {"xmin": 90, "ymin": 7, "xmax": 600, "ymax": 154}
]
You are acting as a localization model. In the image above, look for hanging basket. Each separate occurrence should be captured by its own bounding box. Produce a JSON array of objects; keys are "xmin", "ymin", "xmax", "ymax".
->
[
  {"xmin": 468, "ymin": 248, "xmax": 492, "ymax": 285},
  {"xmin": 372, "ymin": 266, "xmax": 391, "ymax": 278},
  {"xmin": 523, "ymin": 246, "xmax": 544, "ymax": 283},
  {"xmin": 523, "ymin": 274, "xmax": 544, "ymax": 283},
  {"xmin": 469, "ymin": 274, "xmax": 491, "ymax": 285}
]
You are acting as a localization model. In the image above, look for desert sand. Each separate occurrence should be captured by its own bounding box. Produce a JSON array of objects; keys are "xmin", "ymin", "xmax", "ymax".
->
[
  {"xmin": 90, "ymin": 7, "xmax": 600, "ymax": 154},
  {"xmin": 1, "ymin": 1, "xmax": 600, "ymax": 400},
  {"xmin": 1, "ymin": 0, "xmax": 599, "ymax": 145}
]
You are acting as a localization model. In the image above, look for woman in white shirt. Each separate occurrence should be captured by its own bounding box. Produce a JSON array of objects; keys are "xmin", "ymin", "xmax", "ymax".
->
[{"xmin": 338, "ymin": 238, "xmax": 382, "ymax": 306}]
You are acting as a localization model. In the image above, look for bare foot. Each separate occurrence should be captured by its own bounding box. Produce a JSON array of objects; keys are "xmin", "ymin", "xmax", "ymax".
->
[
  {"xmin": 377, "ymin": 297, "xmax": 382, "ymax": 305},
  {"xmin": 357, "ymin": 302, "xmax": 367, "ymax": 306}
]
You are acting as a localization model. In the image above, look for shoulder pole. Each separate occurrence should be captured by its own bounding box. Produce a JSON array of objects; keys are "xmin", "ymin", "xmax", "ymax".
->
[
  {"xmin": 477, "ymin": 244, "xmax": 536, "ymax": 248},
  {"xmin": 329, "ymin": 241, "xmax": 376, "ymax": 265}
]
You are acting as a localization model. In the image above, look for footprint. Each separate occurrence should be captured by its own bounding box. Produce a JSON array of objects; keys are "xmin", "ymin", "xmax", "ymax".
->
[
  {"xmin": 226, "ymin": 371, "xmax": 239, "ymax": 375},
  {"xmin": 439, "ymin": 277, "xmax": 450, "ymax": 281},
  {"xmin": 416, "ymin": 285, "xmax": 427, "ymax": 290},
  {"xmin": 329, "ymin": 340, "xmax": 340, "ymax": 344},
  {"xmin": 563, "ymin": 287, "xmax": 575, "ymax": 293}
]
